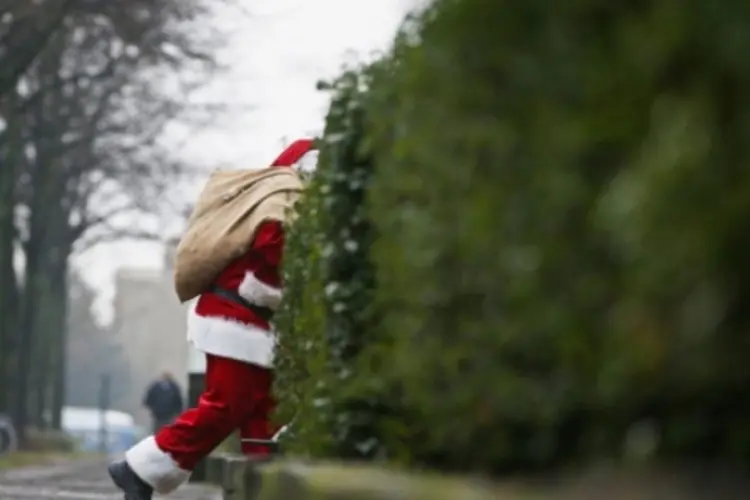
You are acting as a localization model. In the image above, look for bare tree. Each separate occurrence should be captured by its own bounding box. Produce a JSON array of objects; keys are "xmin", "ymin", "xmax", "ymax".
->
[
  {"xmin": 0, "ymin": 0, "xmax": 76, "ymax": 99},
  {"xmin": 1, "ymin": 0, "xmax": 233, "ymax": 441}
]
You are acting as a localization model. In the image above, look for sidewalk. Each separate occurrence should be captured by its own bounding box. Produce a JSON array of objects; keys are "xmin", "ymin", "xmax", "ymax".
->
[{"xmin": 0, "ymin": 456, "xmax": 220, "ymax": 499}]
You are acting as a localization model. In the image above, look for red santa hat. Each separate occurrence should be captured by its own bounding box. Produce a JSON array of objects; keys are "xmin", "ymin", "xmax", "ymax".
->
[{"xmin": 271, "ymin": 139, "xmax": 316, "ymax": 168}]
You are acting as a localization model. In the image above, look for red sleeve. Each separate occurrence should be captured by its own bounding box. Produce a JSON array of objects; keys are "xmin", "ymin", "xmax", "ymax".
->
[{"xmin": 250, "ymin": 220, "xmax": 285, "ymax": 268}]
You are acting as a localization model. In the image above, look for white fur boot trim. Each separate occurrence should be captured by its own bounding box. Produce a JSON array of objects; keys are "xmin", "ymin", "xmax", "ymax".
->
[{"xmin": 125, "ymin": 436, "xmax": 191, "ymax": 494}]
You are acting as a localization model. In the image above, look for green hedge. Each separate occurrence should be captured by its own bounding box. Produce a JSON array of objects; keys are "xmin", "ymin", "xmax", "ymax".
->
[
  {"xmin": 276, "ymin": 0, "xmax": 750, "ymax": 475},
  {"xmin": 274, "ymin": 69, "xmax": 395, "ymax": 459}
]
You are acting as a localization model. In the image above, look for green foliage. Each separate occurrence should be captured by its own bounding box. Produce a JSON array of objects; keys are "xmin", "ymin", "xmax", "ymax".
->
[
  {"xmin": 278, "ymin": 0, "xmax": 750, "ymax": 475},
  {"xmin": 272, "ymin": 137, "xmax": 331, "ymax": 455},
  {"xmin": 366, "ymin": 0, "xmax": 750, "ymax": 472},
  {"xmin": 23, "ymin": 428, "xmax": 76, "ymax": 452},
  {"xmin": 274, "ymin": 69, "xmax": 392, "ymax": 459}
]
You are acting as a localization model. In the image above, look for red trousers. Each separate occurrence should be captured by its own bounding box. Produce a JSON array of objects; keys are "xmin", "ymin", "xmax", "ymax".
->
[{"xmin": 154, "ymin": 354, "xmax": 276, "ymax": 470}]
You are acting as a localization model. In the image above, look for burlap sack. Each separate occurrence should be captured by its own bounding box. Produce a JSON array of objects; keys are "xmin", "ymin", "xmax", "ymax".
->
[{"xmin": 173, "ymin": 167, "xmax": 303, "ymax": 302}]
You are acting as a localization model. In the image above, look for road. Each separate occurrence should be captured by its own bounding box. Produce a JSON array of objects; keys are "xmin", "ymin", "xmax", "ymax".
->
[{"xmin": 0, "ymin": 458, "xmax": 221, "ymax": 499}]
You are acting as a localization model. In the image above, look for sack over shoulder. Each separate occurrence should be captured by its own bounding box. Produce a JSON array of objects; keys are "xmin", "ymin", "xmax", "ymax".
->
[{"xmin": 173, "ymin": 167, "xmax": 303, "ymax": 302}]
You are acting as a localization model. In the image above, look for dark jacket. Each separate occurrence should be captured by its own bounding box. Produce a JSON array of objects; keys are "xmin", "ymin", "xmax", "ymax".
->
[{"xmin": 143, "ymin": 378, "xmax": 184, "ymax": 419}]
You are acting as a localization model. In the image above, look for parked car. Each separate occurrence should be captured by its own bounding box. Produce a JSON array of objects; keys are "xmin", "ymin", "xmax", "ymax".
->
[{"xmin": 61, "ymin": 406, "xmax": 143, "ymax": 454}]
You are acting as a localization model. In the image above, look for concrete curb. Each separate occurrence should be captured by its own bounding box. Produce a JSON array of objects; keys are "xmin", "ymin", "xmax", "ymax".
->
[
  {"xmin": 205, "ymin": 456, "xmax": 750, "ymax": 500},
  {"xmin": 208, "ymin": 456, "xmax": 507, "ymax": 500}
]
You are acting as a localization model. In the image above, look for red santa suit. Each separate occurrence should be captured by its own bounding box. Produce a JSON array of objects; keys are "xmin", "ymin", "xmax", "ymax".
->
[{"xmin": 123, "ymin": 139, "xmax": 314, "ymax": 495}]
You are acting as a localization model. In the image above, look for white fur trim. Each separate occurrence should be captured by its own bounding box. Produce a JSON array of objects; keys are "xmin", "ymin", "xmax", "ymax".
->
[
  {"xmin": 237, "ymin": 271, "xmax": 282, "ymax": 309},
  {"xmin": 125, "ymin": 436, "xmax": 190, "ymax": 494},
  {"xmin": 187, "ymin": 306, "xmax": 276, "ymax": 368}
]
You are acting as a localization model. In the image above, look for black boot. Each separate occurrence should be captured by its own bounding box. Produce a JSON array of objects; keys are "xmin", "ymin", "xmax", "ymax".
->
[{"xmin": 108, "ymin": 460, "xmax": 154, "ymax": 500}]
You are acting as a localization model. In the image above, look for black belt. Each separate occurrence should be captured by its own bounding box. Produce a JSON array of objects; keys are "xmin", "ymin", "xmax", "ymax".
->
[{"xmin": 207, "ymin": 285, "xmax": 274, "ymax": 322}]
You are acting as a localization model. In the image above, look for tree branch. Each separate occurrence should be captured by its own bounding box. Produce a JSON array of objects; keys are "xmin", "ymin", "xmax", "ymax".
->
[
  {"xmin": 73, "ymin": 225, "xmax": 162, "ymax": 253},
  {"xmin": 0, "ymin": 0, "xmax": 76, "ymax": 99}
]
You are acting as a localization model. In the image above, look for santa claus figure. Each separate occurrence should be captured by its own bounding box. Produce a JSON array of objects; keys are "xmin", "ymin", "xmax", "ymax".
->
[{"xmin": 108, "ymin": 139, "xmax": 315, "ymax": 500}]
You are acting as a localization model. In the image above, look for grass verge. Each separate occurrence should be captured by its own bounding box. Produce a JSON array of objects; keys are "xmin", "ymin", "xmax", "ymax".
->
[{"xmin": 0, "ymin": 451, "xmax": 93, "ymax": 470}]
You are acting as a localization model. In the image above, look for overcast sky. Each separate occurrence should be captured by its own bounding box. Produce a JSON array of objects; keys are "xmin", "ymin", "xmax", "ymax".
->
[{"xmin": 72, "ymin": 0, "xmax": 417, "ymax": 324}]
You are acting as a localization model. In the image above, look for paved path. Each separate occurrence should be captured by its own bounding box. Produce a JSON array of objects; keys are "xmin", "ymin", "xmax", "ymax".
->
[{"xmin": 0, "ymin": 458, "xmax": 221, "ymax": 499}]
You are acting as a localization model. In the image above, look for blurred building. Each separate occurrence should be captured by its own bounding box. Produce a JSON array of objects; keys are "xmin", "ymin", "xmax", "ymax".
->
[{"xmin": 111, "ymin": 241, "xmax": 189, "ymax": 427}]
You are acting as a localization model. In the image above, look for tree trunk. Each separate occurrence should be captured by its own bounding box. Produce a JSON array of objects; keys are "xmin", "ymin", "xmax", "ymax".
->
[
  {"xmin": 46, "ymin": 223, "xmax": 72, "ymax": 431},
  {"xmin": 31, "ymin": 273, "xmax": 54, "ymax": 429},
  {"xmin": 29, "ymin": 246, "xmax": 63, "ymax": 429},
  {"xmin": 27, "ymin": 272, "xmax": 52, "ymax": 429},
  {"xmin": 15, "ymin": 225, "xmax": 41, "ymax": 441},
  {"xmin": 0, "ymin": 164, "xmax": 16, "ymax": 415},
  {"xmin": 15, "ymin": 145, "xmax": 60, "ymax": 441},
  {"xmin": 16, "ymin": 158, "xmax": 75, "ymax": 434},
  {"xmin": 1, "ymin": 93, "xmax": 22, "ymax": 427},
  {"xmin": 49, "ymin": 249, "xmax": 69, "ymax": 430},
  {"xmin": 0, "ymin": 136, "xmax": 15, "ymax": 415}
]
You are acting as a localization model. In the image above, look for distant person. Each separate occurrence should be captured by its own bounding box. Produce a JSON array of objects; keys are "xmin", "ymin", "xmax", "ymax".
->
[{"xmin": 143, "ymin": 372, "xmax": 184, "ymax": 434}]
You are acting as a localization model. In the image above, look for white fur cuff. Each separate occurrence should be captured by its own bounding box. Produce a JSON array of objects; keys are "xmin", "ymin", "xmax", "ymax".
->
[
  {"xmin": 187, "ymin": 307, "xmax": 276, "ymax": 368},
  {"xmin": 125, "ymin": 436, "xmax": 191, "ymax": 494},
  {"xmin": 238, "ymin": 271, "xmax": 282, "ymax": 309}
]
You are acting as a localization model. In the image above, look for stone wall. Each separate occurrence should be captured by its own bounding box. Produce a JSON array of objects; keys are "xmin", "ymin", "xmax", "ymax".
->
[{"xmin": 206, "ymin": 456, "xmax": 750, "ymax": 500}]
